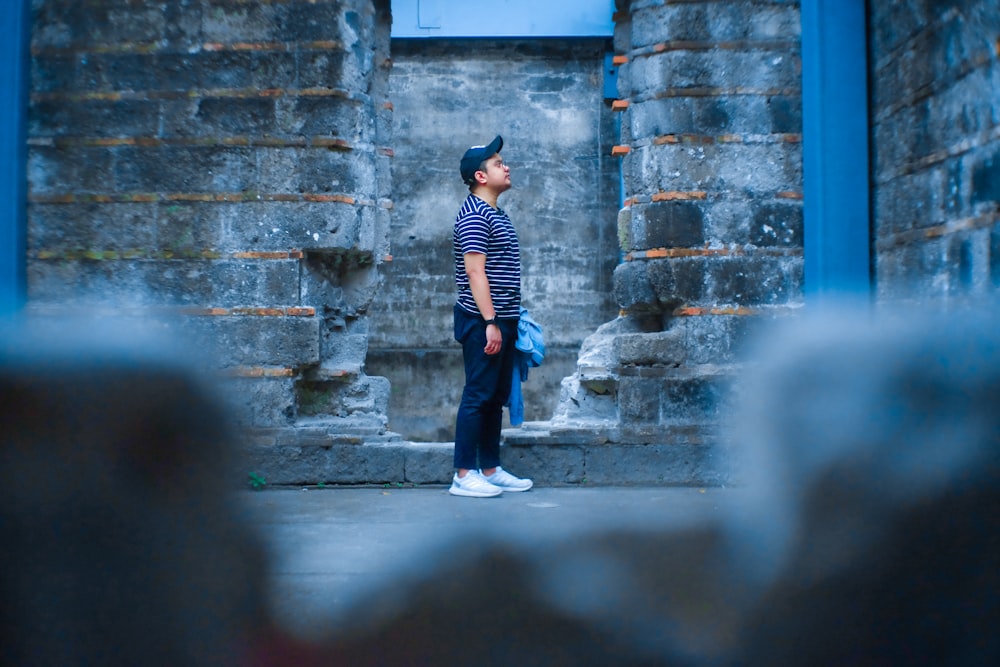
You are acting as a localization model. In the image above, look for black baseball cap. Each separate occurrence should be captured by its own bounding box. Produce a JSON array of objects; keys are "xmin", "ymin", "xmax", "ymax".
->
[{"xmin": 460, "ymin": 135, "xmax": 503, "ymax": 185}]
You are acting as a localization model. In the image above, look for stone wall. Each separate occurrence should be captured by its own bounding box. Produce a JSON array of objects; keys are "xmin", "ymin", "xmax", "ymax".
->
[
  {"xmin": 366, "ymin": 38, "xmax": 620, "ymax": 441},
  {"xmin": 869, "ymin": 0, "xmax": 1000, "ymax": 298},
  {"xmin": 20, "ymin": 0, "xmax": 999, "ymax": 487},
  {"xmin": 506, "ymin": 0, "xmax": 804, "ymax": 485},
  {"xmin": 27, "ymin": 0, "xmax": 394, "ymax": 443}
]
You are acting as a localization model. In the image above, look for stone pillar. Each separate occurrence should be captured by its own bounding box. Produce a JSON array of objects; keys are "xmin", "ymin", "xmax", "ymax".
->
[
  {"xmin": 507, "ymin": 0, "xmax": 804, "ymax": 485},
  {"xmin": 27, "ymin": 1, "xmax": 394, "ymax": 452}
]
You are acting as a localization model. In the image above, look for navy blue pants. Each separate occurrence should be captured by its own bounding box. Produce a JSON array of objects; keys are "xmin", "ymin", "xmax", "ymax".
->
[{"xmin": 453, "ymin": 304, "xmax": 517, "ymax": 471}]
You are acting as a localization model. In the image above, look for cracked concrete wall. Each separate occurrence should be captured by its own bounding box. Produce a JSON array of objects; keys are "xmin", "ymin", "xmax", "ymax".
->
[{"xmin": 367, "ymin": 37, "xmax": 621, "ymax": 441}]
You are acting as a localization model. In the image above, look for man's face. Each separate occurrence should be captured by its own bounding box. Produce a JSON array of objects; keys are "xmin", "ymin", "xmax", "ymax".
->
[{"xmin": 479, "ymin": 153, "xmax": 511, "ymax": 192}]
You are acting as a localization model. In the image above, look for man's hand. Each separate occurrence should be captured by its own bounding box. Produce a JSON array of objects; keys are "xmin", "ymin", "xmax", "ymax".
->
[{"xmin": 485, "ymin": 324, "xmax": 502, "ymax": 355}]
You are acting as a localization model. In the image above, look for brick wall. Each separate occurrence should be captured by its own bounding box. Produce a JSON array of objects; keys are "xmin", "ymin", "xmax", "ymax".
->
[
  {"xmin": 27, "ymin": 0, "xmax": 394, "ymax": 441},
  {"xmin": 869, "ymin": 0, "xmax": 1000, "ymax": 299}
]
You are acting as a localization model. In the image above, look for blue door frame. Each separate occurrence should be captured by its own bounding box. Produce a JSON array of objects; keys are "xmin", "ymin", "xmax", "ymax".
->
[
  {"xmin": 801, "ymin": 0, "xmax": 872, "ymax": 299},
  {"xmin": 1, "ymin": 0, "xmax": 29, "ymax": 317}
]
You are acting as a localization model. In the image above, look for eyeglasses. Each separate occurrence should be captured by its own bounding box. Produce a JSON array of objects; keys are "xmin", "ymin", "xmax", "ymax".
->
[{"xmin": 483, "ymin": 159, "xmax": 508, "ymax": 171}]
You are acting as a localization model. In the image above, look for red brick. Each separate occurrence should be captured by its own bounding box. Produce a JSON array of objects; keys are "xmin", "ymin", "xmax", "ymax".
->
[{"xmin": 651, "ymin": 191, "xmax": 707, "ymax": 202}]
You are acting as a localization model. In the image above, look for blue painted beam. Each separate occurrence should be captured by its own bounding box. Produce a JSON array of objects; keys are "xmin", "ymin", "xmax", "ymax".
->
[
  {"xmin": 392, "ymin": 0, "xmax": 615, "ymax": 38},
  {"xmin": 802, "ymin": 0, "xmax": 871, "ymax": 299},
  {"xmin": 1, "ymin": 0, "xmax": 29, "ymax": 316}
]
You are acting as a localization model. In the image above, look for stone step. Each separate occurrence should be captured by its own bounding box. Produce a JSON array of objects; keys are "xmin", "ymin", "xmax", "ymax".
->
[{"xmin": 240, "ymin": 424, "xmax": 736, "ymax": 489}]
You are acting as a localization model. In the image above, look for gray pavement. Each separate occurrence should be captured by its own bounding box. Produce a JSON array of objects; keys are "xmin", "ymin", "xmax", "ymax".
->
[{"xmin": 240, "ymin": 485, "xmax": 740, "ymax": 641}]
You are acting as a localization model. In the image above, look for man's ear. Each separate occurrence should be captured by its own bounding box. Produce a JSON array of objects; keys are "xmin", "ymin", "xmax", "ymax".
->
[{"xmin": 475, "ymin": 169, "xmax": 488, "ymax": 185}]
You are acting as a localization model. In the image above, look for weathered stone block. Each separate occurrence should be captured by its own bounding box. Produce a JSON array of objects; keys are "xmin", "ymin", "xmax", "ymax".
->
[
  {"xmin": 226, "ymin": 376, "xmax": 296, "ymax": 427},
  {"xmin": 584, "ymin": 443, "xmax": 727, "ymax": 486},
  {"xmin": 258, "ymin": 147, "xmax": 370, "ymax": 195},
  {"xmin": 344, "ymin": 443, "xmax": 405, "ymax": 484},
  {"xmin": 402, "ymin": 442, "xmax": 453, "ymax": 484},
  {"xmin": 614, "ymin": 328, "xmax": 687, "ymax": 366},
  {"xmin": 686, "ymin": 313, "xmax": 783, "ymax": 366},
  {"xmin": 708, "ymin": 256, "xmax": 801, "ymax": 306},
  {"xmin": 29, "ymin": 99, "xmax": 161, "ymax": 138},
  {"xmin": 613, "ymin": 260, "xmax": 659, "ymax": 311},
  {"xmin": 661, "ymin": 374, "xmax": 733, "ymax": 426},
  {"xmin": 685, "ymin": 315, "xmax": 734, "ymax": 365},
  {"xmin": 617, "ymin": 206, "xmax": 632, "ymax": 252},
  {"xmin": 618, "ymin": 376, "xmax": 661, "ymax": 424},
  {"xmin": 29, "ymin": 258, "xmax": 301, "ymax": 307},
  {"xmin": 86, "ymin": 52, "xmax": 163, "ymax": 91},
  {"xmin": 29, "ymin": 54, "xmax": 75, "ymax": 93},
  {"xmin": 768, "ymin": 95, "xmax": 801, "ymax": 134},
  {"xmin": 972, "ymin": 152, "xmax": 1000, "ymax": 206},
  {"xmin": 32, "ymin": 2, "xmax": 165, "ymax": 47},
  {"xmin": 298, "ymin": 51, "xmax": 350, "ymax": 89},
  {"xmin": 630, "ymin": 96, "xmax": 764, "ymax": 137},
  {"xmin": 192, "ymin": 97, "xmax": 278, "ymax": 136},
  {"xmin": 183, "ymin": 315, "xmax": 321, "ymax": 367},
  {"xmin": 636, "ymin": 201, "xmax": 706, "ymax": 249},
  {"xmin": 670, "ymin": 257, "xmax": 708, "ymax": 303},
  {"xmin": 629, "ymin": 143, "xmax": 801, "ymax": 195},
  {"xmin": 28, "ymin": 147, "xmax": 114, "ymax": 195},
  {"xmin": 629, "ymin": 2, "xmax": 800, "ymax": 47},
  {"xmin": 500, "ymin": 444, "xmax": 586, "ymax": 485},
  {"xmin": 631, "ymin": 50, "xmax": 800, "ymax": 96},
  {"xmin": 199, "ymin": 2, "xmax": 287, "ymax": 43},
  {"xmin": 750, "ymin": 201, "xmax": 803, "ymax": 247},
  {"xmin": 278, "ymin": 96, "xmax": 366, "ymax": 139},
  {"xmin": 114, "ymin": 146, "xmax": 258, "ymax": 193},
  {"xmin": 551, "ymin": 374, "xmax": 620, "ymax": 426}
]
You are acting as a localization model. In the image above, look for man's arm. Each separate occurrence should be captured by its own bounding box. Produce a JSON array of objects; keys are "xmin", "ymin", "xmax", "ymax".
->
[{"xmin": 464, "ymin": 252, "xmax": 502, "ymax": 355}]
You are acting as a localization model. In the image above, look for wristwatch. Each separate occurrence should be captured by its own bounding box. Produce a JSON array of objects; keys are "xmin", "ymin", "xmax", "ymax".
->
[{"xmin": 484, "ymin": 317, "xmax": 498, "ymax": 327}]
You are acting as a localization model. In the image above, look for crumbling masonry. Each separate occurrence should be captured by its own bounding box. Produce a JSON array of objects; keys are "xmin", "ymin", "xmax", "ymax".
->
[{"xmin": 25, "ymin": 1, "xmax": 1000, "ymax": 485}]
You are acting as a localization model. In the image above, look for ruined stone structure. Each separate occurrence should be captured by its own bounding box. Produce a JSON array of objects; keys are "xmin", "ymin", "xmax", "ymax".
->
[
  {"xmin": 23, "ymin": 1, "xmax": 1000, "ymax": 486},
  {"xmin": 27, "ymin": 1, "xmax": 397, "ymax": 462},
  {"xmin": 503, "ymin": 0, "xmax": 804, "ymax": 485}
]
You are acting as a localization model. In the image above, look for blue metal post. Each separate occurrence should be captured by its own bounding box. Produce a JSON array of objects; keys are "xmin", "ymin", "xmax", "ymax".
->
[
  {"xmin": 1, "ymin": 0, "xmax": 29, "ymax": 316},
  {"xmin": 802, "ymin": 0, "xmax": 871, "ymax": 299}
]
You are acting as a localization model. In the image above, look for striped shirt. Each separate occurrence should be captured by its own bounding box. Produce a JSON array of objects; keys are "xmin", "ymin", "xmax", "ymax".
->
[{"xmin": 453, "ymin": 194, "xmax": 521, "ymax": 320}]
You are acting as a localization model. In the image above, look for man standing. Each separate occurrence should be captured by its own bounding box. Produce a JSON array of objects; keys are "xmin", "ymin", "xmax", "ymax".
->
[{"xmin": 450, "ymin": 135, "xmax": 533, "ymax": 498}]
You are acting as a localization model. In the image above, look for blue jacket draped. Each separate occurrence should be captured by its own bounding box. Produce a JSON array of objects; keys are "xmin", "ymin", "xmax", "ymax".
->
[{"xmin": 506, "ymin": 307, "xmax": 544, "ymax": 426}]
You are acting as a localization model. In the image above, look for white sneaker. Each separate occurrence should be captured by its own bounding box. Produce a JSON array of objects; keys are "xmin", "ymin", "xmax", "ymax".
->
[
  {"xmin": 449, "ymin": 470, "xmax": 503, "ymax": 498},
  {"xmin": 484, "ymin": 466, "xmax": 533, "ymax": 492}
]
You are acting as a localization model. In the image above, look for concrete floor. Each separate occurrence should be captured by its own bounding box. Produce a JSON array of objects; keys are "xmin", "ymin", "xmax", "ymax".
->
[{"xmin": 240, "ymin": 485, "xmax": 739, "ymax": 641}]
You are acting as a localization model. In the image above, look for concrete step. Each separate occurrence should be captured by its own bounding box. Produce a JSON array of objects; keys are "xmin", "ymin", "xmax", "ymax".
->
[{"xmin": 240, "ymin": 423, "xmax": 736, "ymax": 489}]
